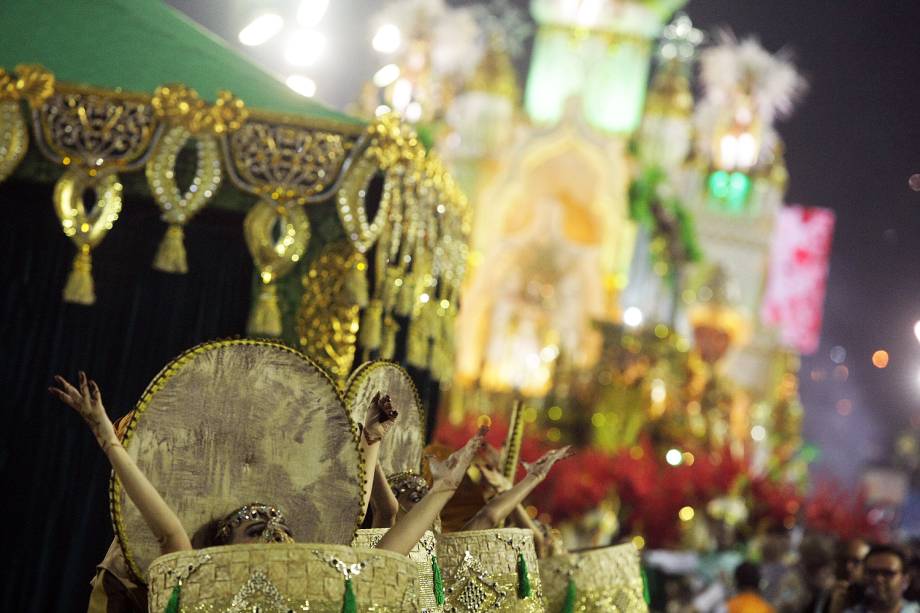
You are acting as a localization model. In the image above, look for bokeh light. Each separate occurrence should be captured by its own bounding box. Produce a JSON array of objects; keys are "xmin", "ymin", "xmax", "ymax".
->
[
  {"xmin": 872, "ymin": 350, "xmax": 889, "ymax": 368},
  {"xmin": 665, "ymin": 448, "xmax": 683, "ymax": 466},
  {"xmin": 836, "ymin": 398, "xmax": 853, "ymax": 416}
]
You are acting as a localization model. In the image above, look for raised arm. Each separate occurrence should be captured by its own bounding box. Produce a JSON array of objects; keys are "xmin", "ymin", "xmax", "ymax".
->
[
  {"xmin": 462, "ymin": 446, "xmax": 572, "ymax": 531},
  {"xmin": 370, "ymin": 461, "xmax": 399, "ymax": 528},
  {"xmin": 358, "ymin": 393, "xmax": 398, "ymax": 521},
  {"xmin": 376, "ymin": 428, "xmax": 487, "ymax": 555},
  {"xmin": 50, "ymin": 372, "xmax": 192, "ymax": 554},
  {"xmin": 479, "ymin": 464, "xmax": 545, "ymax": 552}
]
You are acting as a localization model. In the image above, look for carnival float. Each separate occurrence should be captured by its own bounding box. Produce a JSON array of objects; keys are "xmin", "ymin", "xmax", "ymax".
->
[{"xmin": 0, "ymin": 0, "xmax": 876, "ymax": 612}]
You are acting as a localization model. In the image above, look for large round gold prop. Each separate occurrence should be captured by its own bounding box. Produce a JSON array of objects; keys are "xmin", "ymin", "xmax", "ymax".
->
[
  {"xmin": 0, "ymin": 100, "xmax": 28, "ymax": 183},
  {"xmin": 145, "ymin": 125, "xmax": 222, "ymax": 273},
  {"xmin": 53, "ymin": 168, "xmax": 123, "ymax": 304},
  {"xmin": 539, "ymin": 544, "xmax": 646, "ymax": 612},
  {"xmin": 243, "ymin": 199, "xmax": 310, "ymax": 336},
  {"xmin": 148, "ymin": 544, "xmax": 420, "ymax": 612},
  {"xmin": 344, "ymin": 361, "xmax": 426, "ymax": 478},
  {"xmin": 111, "ymin": 340, "xmax": 364, "ymax": 581}
]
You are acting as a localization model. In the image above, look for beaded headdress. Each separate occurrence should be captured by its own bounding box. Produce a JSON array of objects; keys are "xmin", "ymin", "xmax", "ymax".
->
[
  {"xmin": 216, "ymin": 502, "xmax": 293, "ymax": 544},
  {"xmin": 386, "ymin": 471, "xmax": 430, "ymax": 503}
]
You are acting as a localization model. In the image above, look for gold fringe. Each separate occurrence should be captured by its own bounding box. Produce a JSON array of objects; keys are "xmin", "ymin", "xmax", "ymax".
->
[
  {"xmin": 396, "ymin": 272, "xmax": 416, "ymax": 316},
  {"xmin": 359, "ymin": 299, "xmax": 383, "ymax": 350},
  {"xmin": 382, "ymin": 268, "xmax": 401, "ymax": 312},
  {"xmin": 345, "ymin": 253, "xmax": 369, "ymax": 308},
  {"xmin": 247, "ymin": 283, "xmax": 283, "ymax": 337},
  {"xmin": 431, "ymin": 343, "xmax": 452, "ymax": 383},
  {"xmin": 63, "ymin": 249, "xmax": 95, "ymax": 305},
  {"xmin": 406, "ymin": 315, "xmax": 429, "ymax": 369},
  {"xmin": 152, "ymin": 224, "xmax": 189, "ymax": 274},
  {"xmin": 380, "ymin": 315, "xmax": 399, "ymax": 360}
]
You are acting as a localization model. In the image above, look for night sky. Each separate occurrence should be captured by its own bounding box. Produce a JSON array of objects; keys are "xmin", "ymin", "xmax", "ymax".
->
[
  {"xmin": 168, "ymin": 0, "xmax": 920, "ymax": 485},
  {"xmin": 679, "ymin": 1, "xmax": 920, "ymax": 484}
]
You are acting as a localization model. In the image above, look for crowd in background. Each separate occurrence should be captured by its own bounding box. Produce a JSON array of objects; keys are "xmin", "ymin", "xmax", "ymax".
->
[{"xmin": 647, "ymin": 533, "xmax": 920, "ymax": 612}]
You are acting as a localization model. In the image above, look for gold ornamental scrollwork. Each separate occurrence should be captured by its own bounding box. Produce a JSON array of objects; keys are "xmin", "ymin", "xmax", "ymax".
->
[
  {"xmin": 30, "ymin": 82, "xmax": 157, "ymax": 304},
  {"xmin": 225, "ymin": 114, "xmax": 360, "ymax": 338},
  {"xmin": 34, "ymin": 89, "xmax": 159, "ymax": 171},
  {"xmin": 224, "ymin": 119, "xmax": 353, "ymax": 200}
]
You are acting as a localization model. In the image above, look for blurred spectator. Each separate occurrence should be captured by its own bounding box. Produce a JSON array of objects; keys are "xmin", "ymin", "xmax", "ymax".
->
[
  {"xmin": 842, "ymin": 544, "xmax": 919, "ymax": 613},
  {"xmin": 726, "ymin": 561, "xmax": 775, "ymax": 613}
]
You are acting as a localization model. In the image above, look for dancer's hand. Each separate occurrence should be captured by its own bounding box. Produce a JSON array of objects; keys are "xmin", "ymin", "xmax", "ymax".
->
[
  {"xmin": 363, "ymin": 392, "xmax": 397, "ymax": 444},
  {"xmin": 429, "ymin": 427, "xmax": 488, "ymax": 492},
  {"xmin": 49, "ymin": 372, "xmax": 118, "ymax": 450},
  {"xmin": 522, "ymin": 446, "xmax": 574, "ymax": 481},
  {"xmin": 479, "ymin": 464, "xmax": 513, "ymax": 494}
]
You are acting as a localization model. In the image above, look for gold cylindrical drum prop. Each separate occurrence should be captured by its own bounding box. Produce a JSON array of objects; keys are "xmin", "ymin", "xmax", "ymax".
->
[
  {"xmin": 147, "ymin": 543, "xmax": 420, "ymax": 612},
  {"xmin": 436, "ymin": 528, "xmax": 544, "ymax": 613},
  {"xmin": 354, "ymin": 528, "xmax": 442, "ymax": 612},
  {"xmin": 539, "ymin": 543, "xmax": 647, "ymax": 612}
]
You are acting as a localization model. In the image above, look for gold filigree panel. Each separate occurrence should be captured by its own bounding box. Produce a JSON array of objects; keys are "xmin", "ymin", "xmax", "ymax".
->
[
  {"xmin": 225, "ymin": 120, "xmax": 355, "ymax": 198},
  {"xmin": 36, "ymin": 90, "xmax": 157, "ymax": 170}
]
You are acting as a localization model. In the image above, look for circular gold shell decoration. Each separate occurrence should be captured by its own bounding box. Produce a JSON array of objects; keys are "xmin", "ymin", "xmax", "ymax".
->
[
  {"xmin": 110, "ymin": 339, "xmax": 364, "ymax": 581},
  {"xmin": 344, "ymin": 361, "xmax": 426, "ymax": 477}
]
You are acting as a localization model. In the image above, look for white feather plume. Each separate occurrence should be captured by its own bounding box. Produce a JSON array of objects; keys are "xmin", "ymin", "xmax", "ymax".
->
[{"xmin": 699, "ymin": 31, "xmax": 807, "ymax": 124}]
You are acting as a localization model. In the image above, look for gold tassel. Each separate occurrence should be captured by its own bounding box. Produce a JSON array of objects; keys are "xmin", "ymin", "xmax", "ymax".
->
[
  {"xmin": 359, "ymin": 299, "xmax": 383, "ymax": 350},
  {"xmin": 247, "ymin": 282, "xmax": 283, "ymax": 337},
  {"xmin": 382, "ymin": 268, "xmax": 402, "ymax": 312},
  {"xmin": 380, "ymin": 315, "xmax": 399, "ymax": 360},
  {"xmin": 63, "ymin": 248, "xmax": 95, "ymax": 305},
  {"xmin": 406, "ymin": 315, "xmax": 429, "ymax": 368},
  {"xmin": 152, "ymin": 224, "xmax": 189, "ymax": 274},
  {"xmin": 396, "ymin": 271, "xmax": 416, "ymax": 316},
  {"xmin": 431, "ymin": 343, "xmax": 452, "ymax": 382},
  {"xmin": 345, "ymin": 253, "xmax": 369, "ymax": 307}
]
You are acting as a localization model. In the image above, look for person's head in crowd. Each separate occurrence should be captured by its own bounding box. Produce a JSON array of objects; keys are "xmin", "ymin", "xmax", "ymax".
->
[
  {"xmin": 861, "ymin": 544, "xmax": 911, "ymax": 612},
  {"xmin": 734, "ymin": 561, "xmax": 763, "ymax": 593},
  {"xmin": 837, "ymin": 537, "xmax": 870, "ymax": 583},
  {"xmin": 903, "ymin": 540, "xmax": 920, "ymax": 602},
  {"xmin": 799, "ymin": 533, "xmax": 836, "ymax": 593},
  {"xmin": 760, "ymin": 525, "xmax": 791, "ymax": 564}
]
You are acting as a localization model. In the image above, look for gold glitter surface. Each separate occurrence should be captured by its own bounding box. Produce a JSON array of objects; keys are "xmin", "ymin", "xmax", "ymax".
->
[
  {"xmin": 437, "ymin": 529, "xmax": 544, "ymax": 613},
  {"xmin": 147, "ymin": 544, "xmax": 420, "ymax": 612},
  {"xmin": 539, "ymin": 544, "xmax": 647, "ymax": 613},
  {"xmin": 354, "ymin": 529, "xmax": 441, "ymax": 612}
]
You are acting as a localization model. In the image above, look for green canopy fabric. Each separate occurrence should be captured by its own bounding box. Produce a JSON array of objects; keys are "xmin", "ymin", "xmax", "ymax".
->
[{"xmin": 0, "ymin": 0, "xmax": 361, "ymax": 125}]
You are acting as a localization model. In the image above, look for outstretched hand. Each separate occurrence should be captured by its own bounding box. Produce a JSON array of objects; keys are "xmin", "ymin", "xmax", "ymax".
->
[
  {"xmin": 363, "ymin": 392, "xmax": 398, "ymax": 444},
  {"xmin": 49, "ymin": 372, "xmax": 117, "ymax": 450},
  {"xmin": 429, "ymin": 427, "xmax": 488, "ymax": 492},
  {"xmin": 522, "ymin": 446, "xmax": 574, "ymax": 481}
]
